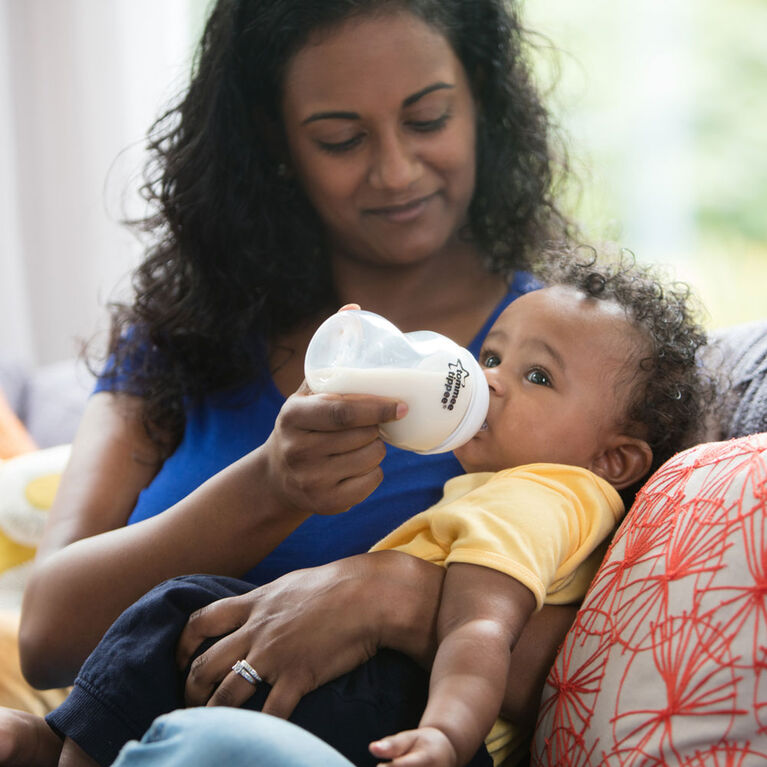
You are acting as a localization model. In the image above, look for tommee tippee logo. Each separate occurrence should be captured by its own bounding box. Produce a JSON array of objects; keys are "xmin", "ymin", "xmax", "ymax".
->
[{"xmin": 441, "ymin": 359, "xmax": 469, "ymax": 411}]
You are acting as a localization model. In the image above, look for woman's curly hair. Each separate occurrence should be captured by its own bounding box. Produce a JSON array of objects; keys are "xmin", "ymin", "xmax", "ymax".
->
[
  {"xmin": 102, "ymin": 0, "xmax": 570, "ymax": 451},
  {"xmin": 537, "ymin": 245, "xmax": 715, "ymax": 496}
]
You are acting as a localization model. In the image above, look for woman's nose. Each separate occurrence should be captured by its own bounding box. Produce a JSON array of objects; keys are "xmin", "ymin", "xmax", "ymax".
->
[{"xmin": 368, "ymin": 132, "xmax": 421, "ymax": 191}]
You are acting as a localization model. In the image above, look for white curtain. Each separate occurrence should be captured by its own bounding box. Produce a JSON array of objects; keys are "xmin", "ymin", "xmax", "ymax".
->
[{"xmin": 0, "ymin": 0, "xmax": 198, "ymax": 366}]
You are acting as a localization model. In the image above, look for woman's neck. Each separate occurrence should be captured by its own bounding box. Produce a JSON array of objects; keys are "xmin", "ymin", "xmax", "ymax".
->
[
  {"xmin": 269, "ymin": 240, "xmax": 511, "ymax": 396},
  {"xmin": 330, "ymin": 241, "xmax": 509, "ymax": 344}
]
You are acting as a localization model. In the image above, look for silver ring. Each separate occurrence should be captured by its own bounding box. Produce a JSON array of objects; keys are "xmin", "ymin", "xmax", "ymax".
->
[{"xmin": 232, "ymin": 659, "xmax": 263, "ymax": 686}]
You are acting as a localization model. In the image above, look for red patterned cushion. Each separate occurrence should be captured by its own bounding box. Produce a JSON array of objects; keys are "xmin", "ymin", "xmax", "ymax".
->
[{"xmin": 532, "ymin": 433, "xmax": 767, "ymax": 766}]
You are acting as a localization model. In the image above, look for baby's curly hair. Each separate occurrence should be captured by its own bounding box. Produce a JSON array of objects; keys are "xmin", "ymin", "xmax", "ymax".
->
[{"xmin": 537, "ymin": 245, "xmax": 715, "ymax": 486}]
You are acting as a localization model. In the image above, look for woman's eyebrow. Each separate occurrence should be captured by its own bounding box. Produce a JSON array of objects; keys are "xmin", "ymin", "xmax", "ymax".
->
[
  {"xmin": 301, "ymin": 82, "xmax": 455, "ymax": 125},
  {"xmin": 403, "ymin": 81, "xmax": 454, "ymax": 107},
  {"xmin": 302, "ymin": 109, "xmax": 359, "ymax": 125}
]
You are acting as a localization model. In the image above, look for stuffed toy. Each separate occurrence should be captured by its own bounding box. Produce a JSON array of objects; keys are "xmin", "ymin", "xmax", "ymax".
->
[
  {"xmin": 0, "ymin": 443, "xmax": 72, "ymax": 712},
  {"xmin": 0, "ymin": 389, "xmax": 37, "ymax": 460},
  {"xmin": 0, "ymin": 444, "xmax": 70, "ymax": 605}
]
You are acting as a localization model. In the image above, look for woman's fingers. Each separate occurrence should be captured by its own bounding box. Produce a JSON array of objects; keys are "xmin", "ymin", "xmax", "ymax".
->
[
  {"xmin": 201, "ymin": 658, "xmax": 322, "ymax": 720},
  {"xmin": 260, "ymin": 677, "xmax": 306, "ymax": 720},
  {"xmin": 266, "ymin": 442, "xmax": 386, "ymax": 516},
  {"xmin": 281, "ymin": 388, "xmax": 405, "ymax": 434},
  {"xmin": 176, "ymin": 557, "xmax": 392, "ymax": 718},
  {"xmin": 265, "ymin": 392, "xmax": 402, "ymax": 516},
  {"xmin": 176, "ymin": 597, "xmax": 248, "ymax": 671},
  {"xmin": 281, "ymin": 423, "xmax": 387, "ymax": 470},
  {"xmin": 183, "ymin": 632, "xmax": 242, "ymax": 706},
  {"xmin": 204, "ymin": 656, "xmax": 263, "ymax": 709}
]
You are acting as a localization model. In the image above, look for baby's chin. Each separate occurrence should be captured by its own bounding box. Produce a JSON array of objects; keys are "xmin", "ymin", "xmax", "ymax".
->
[{"xmin": 452, "ymin": 443, "xmax": 484, "ymax": 474}]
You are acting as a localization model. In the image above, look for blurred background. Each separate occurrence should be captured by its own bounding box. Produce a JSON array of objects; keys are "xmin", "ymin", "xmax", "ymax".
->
[
  {"xmin": 526, "ymin": 0, "xmax": 767, "ymax": 333},
  {"xmin": 1, "ymin": 0, "xmax": 765, "ymax": 367}
]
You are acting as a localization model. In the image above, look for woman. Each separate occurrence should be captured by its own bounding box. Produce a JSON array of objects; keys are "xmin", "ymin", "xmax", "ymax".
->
[{"xmin": 5, "ymin": 0, "xmax": 573, "ymax": 763}]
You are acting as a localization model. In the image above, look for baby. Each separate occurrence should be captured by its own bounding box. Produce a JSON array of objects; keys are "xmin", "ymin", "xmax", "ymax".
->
[
  {"xmin": 367, "ymin": 251, "xmax": 709, "ymax": 766},
  {"xmin": 39, "ymin": 249, "xmax": 710, "ymax": 767}
]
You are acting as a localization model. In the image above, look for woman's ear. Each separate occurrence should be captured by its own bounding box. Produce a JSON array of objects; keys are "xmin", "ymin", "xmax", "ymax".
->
[{"xmin": 591, "ymin": 436, "xmax": 653, "ymax": 490}]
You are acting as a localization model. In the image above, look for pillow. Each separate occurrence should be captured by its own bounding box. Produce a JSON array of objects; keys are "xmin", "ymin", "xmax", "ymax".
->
[{"xmin": 532, "ymin": 433, "xmax": 767, "ymax": 765}]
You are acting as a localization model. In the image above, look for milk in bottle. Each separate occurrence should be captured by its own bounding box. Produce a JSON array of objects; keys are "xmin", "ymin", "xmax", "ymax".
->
[{"xmin": 304, "ymin": 310, "xmax": 489, "ymax": 454}]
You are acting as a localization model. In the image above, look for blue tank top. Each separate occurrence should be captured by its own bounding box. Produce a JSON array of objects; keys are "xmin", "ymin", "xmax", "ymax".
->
[{"xmin": 96, "ymin": 273, "xmax": 539, "ymax": 585}]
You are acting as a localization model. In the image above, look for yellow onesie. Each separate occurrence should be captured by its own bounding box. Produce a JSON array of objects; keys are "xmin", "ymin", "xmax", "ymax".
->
[{"xmin": 370, "ymin": 462, "xmax": 625, "ymax": 765}]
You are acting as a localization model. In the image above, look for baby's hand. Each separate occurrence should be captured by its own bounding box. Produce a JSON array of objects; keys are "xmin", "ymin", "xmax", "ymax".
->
[{"xmin": 369, "ymin": 726, "xmax": 457, "ymax": 767}]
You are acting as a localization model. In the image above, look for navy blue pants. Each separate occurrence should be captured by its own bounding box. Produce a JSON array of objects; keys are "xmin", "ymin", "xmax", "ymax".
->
[{"xmin": 46, "ymin": 575, "xmax": 492, "ymax": 767}]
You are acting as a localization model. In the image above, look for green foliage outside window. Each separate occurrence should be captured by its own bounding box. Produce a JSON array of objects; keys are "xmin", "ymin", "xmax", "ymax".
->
[{"xmin": 525, "ymin": 0, "xmax": 767, "ymax": 328}]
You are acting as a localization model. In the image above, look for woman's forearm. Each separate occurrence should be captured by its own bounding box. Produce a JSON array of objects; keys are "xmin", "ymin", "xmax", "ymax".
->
[
  {"xmin": 20, "ymin": 448, "xmax": 309, "ymax": 689},
  {"xmin": 371, "ymin": 551, "xmax": 444, "ymax": 666},
  {"xmin": 20, "ymin": 387, "xmax": 404, "ymax": 690}
]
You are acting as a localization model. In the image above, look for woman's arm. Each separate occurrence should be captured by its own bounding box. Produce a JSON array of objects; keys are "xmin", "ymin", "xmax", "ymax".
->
[
  {"xmin": 178, "ymin": 550, "xmax": 573, "ymax": 736},
  {"xmin": 502, "ymin": 601, "xmax": 578, "ymax": 729},
  {"xmin": 20, "ymin": 386, "xmax": 403, "ymax": 689},
  {"xmin": 21, "ymin": 392, "xmax": 164, "ymax": 686}
]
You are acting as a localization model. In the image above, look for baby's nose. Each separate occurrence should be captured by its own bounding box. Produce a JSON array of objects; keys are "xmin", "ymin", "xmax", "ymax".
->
[{"xmin": 484, "ymin": 367, "xmax": 504, "ymax": 395}]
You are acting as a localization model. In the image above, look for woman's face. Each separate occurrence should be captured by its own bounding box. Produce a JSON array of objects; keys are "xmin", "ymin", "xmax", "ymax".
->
[{"xmin": 280, "ymin": 11, "xmax": 477, "ymax": 267}]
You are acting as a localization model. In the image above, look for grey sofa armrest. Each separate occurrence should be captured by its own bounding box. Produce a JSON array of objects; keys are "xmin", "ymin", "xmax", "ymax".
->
[
  {"xmin": 22, "ymin": 359, "xmax": 95, "ymax": 448},
  {"xmin": 0, "ymin": 356, "xmax": 29, "ymax": 417},
  {"xmin": 703, "ymin": 319, "xmax": 767, "ymax": 442},
  {"xmin": 0, "ymin": 356, "xmax": 94, "ymax": 448}
]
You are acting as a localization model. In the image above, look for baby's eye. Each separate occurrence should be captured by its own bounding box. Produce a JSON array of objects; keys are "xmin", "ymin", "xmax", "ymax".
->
[
  {"xmin": 482, "ymin": 353, "xmax": 501, "ymax": 368},
  {"xmin": 526, "ymin": 368, "xmax": 552, "ymax": 387}
]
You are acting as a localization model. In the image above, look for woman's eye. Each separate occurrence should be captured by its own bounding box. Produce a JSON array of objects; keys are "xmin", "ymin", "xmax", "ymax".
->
[
  {"xmin": 317, "ymin": 135, "xmax": 363, "ymax": 154},
  {"xmin": 407, "ymin": 112, "xmax": 450, "ymax": 133},
  {"xmin": 526, "ymin": 368, "xmax": 552, "ymax": 387},
  {"xmin": 483, "ymin": 353, "xmax": 501, "ymax": 368}
]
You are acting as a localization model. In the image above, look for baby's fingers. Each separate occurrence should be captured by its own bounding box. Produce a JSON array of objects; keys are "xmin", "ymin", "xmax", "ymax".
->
[
  {"xmin": 370, "ymin": 726, "xmax": 456, "ymax": 767},
  {"xmin": 369, "ymin": 730, "xmax": 421, "ymax": 766}
]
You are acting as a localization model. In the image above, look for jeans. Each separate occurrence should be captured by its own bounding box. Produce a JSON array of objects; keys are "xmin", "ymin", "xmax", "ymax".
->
[{"xmin": 111, "ymin": 707, "xmax": 354, "ymax": 767}]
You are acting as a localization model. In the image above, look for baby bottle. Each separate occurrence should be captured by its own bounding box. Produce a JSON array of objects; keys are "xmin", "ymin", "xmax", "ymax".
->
[{"xmin": 304, "ymin": 310, "xmax": 489, "ymax": 454}]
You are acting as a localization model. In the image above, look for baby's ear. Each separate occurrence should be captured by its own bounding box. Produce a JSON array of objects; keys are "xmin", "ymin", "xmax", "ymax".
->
[{"xmin": 591, "ymin": 436, "xmax": 653, "ymax": 490}]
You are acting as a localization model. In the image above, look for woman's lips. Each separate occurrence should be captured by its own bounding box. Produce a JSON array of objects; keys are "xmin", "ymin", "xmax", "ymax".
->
[{"xmin": 365, "ymin": 194, "xmax": 434, "ymax": 223}]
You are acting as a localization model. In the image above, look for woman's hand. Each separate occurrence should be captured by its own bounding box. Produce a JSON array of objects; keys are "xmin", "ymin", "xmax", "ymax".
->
[
  {"xmin": 176, "ymin": 551, "xmax": 444, "ymax": 719},
  {"xmin": 262, "ymin": 382, "xmax": 407, "ymax": 517}
]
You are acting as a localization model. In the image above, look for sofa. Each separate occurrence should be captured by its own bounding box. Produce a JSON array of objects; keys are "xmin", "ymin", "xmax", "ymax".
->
[
  {"xmin": 0, "ymin": 355, "xmax": 94, "ymax": 453},
  {"xmin": 1, "ymin": 320, "xmax": 766, "ymax": 763}
]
